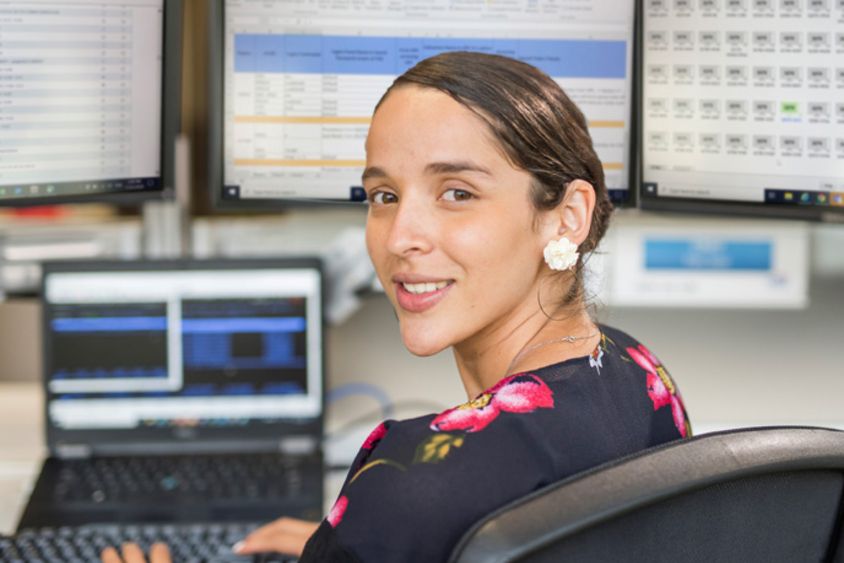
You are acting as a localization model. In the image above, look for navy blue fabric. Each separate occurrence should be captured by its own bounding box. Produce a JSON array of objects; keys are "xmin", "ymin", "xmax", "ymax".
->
[{"xmin": 300, "ymin": 325, "xmax": 691, "ymax": 563}]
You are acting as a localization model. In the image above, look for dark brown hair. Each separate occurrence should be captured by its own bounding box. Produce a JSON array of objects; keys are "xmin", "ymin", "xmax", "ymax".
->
[{"xmin": 375, "ymin": 51, "xmax": 613, "ymax": 306}]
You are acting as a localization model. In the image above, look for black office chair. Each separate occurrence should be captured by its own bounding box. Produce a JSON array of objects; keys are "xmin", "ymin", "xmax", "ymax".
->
[{"xmin": 450, "ymin": 426, "xmax": 844, "ymax": 563}]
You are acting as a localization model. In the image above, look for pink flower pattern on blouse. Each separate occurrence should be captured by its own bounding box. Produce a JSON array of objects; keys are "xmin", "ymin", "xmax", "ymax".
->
[
  {"xmin": 362, "ymin": 422, "xmax": 388, "ymax": 450},
  {"xmin": 627, "ymin": 344, "xmax": 688, "ymax": 438},
  {"xmin": 429, "ymin": 374, "xmax": 554, "ymax": 433},
  {"xmin": 327, "ymin": 495, "xmax": 349, "ymax": 528}
]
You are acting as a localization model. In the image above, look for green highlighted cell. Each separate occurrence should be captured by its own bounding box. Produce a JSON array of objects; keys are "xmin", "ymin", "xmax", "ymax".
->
[{"xmin": 781, "ymin": 102, "xmax": 799, "ymax": 114}]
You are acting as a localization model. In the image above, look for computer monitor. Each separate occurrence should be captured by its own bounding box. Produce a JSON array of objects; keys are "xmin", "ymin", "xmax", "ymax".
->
[
  {"xmin": 0, "ymin": 0, "xmax": 182, "ymax": 207},
  {"xmin": 209, "ymin": 0, "xmax": 637, "ymax": 208},
  {"xmin": 640, "ymin": 0, "xmax": 844, "ymax": 221},
  {"xmin": 41, "ymin": 258, "xmax": 324, "ymax": 444}
]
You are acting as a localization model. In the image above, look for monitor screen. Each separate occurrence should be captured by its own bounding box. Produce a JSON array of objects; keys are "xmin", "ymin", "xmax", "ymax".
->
[
  {"xmin": 42, "ymin": 261, "xmax": 323, "ymax": 432},
  {"xmin": 213, "ymin": 0, "xmax": 636, "ymax": 206},
  {"xmin": 0, "ymin": 0, "xmax": 180, "ymax": 206},
  {"xmin": 640, "ymin": 0, "xmax": 844, "ymax": 219}
]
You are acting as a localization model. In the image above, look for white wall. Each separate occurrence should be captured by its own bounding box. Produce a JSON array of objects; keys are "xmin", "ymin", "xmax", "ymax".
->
[{"xmin": 600, "ymin": 277, "xmax": 844, "ymax": 430}]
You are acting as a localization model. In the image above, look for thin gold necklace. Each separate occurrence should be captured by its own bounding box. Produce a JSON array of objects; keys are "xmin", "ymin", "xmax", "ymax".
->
[{"xmin": 504, "ymin": 332, "xmax": 598, "ymax": 378}]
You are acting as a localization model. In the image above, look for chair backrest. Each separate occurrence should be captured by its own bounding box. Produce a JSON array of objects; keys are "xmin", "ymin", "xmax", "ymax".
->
[{"xmin": 449, "ymin": 426, "xmax": 844, "ymax": 563}]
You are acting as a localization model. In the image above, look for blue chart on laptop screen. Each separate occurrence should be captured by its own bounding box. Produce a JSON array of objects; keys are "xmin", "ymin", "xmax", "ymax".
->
[{"xmin": 43, "ymin": 268, "xmax": 322, "ymax": 430}]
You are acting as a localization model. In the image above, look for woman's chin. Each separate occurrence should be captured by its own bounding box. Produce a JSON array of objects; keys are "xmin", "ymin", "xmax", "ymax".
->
[{"xmin": 400, "ymin": 330, "xmax": 448, "ymax": 357}]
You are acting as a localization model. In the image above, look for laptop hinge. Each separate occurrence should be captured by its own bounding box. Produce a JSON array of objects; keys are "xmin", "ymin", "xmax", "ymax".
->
[
  {"xmin": 279, "ymin": 436, "xmax": 318, "ymax": 456},
  {"xmin": 55, "ymin": 444, "xmax": 93, "ymax": 459}
]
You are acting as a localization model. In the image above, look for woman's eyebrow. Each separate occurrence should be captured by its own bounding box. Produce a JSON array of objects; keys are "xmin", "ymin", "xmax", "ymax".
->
[
  {"xmin": 361, "ymin": 166, "xmax": 388, "ymax": 182},
  {"xmin": 424, "ymin": 161, "xmax": 492, "ymax": 176},
  {"xmin": 361, "ymin": 161, "xmax": 492, "ymax": 183}
]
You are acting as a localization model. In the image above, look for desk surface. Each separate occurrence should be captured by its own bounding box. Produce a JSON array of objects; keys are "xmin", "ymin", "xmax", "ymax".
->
[
  {"xmin": 0, "ymin": 382, "xmax": 348, "ymax": 535},
  {"xmin": 0, "ymin": 383, "xmax": 44, "ymax": 534}
]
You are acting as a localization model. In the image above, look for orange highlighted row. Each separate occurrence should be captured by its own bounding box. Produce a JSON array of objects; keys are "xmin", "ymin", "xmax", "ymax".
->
[
  {"xmin": 588, "ymin": 121, "xmax": 626, "ymax": 129},
  {"xmin": 234, "ymin": 115, "xmax": 625, "ymax": 128},
  {"xmin": 234, "ymin": 116, "xmax": 371, "ymax": 124}
]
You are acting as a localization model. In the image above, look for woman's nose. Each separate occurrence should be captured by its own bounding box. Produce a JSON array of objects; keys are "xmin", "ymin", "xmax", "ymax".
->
[{"xmin": 385, "ymin": 197, "xmax": 434, "ymax": 258}]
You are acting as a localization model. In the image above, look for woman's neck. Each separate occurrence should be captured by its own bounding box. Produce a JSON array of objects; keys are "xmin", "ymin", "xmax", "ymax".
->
[{"xmin": 452, "ymin": 304, "xmax": 599, "ymax": 399}]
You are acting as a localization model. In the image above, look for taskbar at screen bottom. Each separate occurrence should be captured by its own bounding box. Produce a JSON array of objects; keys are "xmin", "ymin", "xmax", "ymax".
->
[
  {"xmin": 0, "ymin": 177, "xmax": 162, "ymax": 204},
  {"xmin": 643, "ymin": 182, "xmax": 844, "ymax": 210},
  {"xmin": 221, "ymin": 184, "xmax": 367, "ymax": 204},
  {"xmin": 764, "ymin": 188, "xmax": 844, "ymax": 208},
  {"xmin": 641, "ymin": 182, "xmax": 844, "ymax": 221}
]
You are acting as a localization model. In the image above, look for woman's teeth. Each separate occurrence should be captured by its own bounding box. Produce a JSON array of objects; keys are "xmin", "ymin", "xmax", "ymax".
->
[{"xmin": 401, "ymin": 281, "xmax": 450, "ymax": 294}]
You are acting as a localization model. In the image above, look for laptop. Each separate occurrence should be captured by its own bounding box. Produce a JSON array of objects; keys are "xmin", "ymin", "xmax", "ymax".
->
[{"xmin": 17, "ymin": 258, "xmax": 325, "ymax": 532}]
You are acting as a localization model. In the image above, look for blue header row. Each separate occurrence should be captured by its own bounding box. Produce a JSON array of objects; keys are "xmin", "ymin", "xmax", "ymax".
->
[{"xmin": 234, "ymin": 34, "xmax": 627, "ymax": 79}]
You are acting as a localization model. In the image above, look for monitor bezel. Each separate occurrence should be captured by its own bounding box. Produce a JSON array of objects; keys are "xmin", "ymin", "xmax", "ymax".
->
[
  {"xmin": 0, "ymin": 0, "xmax": 183, "ymax": 208},
  {"xmin": 635, "ymin": 0, "xmax": 843, "ymax": 223},
  {"xmin": 40, "ymin": 257, "xmax": 325, "ymax": 453},
  {"xmin": 208, "ymin": 0, "xmax": 639, "ymax": 210}
]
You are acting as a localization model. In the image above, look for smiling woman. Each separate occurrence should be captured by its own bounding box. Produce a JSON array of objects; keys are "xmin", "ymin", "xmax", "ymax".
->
[
  {"xmin": 361, "ymin": 54, "xmax": 611, "ymax": 396},
  {"xmin": 102, "ymin": 52, "xmax": 690, "ymax": 563},
  {"xmin": 294, "ymin": 52, "xmax": 691, "ymax": 562}
]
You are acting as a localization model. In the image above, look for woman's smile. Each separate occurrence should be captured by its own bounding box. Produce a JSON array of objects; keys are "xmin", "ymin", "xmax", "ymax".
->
[{"xmin": 394, "ymin": 278, "xmax": 455, "ymax": 313}]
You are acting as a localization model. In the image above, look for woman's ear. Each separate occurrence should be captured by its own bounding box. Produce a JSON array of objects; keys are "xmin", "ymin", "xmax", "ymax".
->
[{"xmin": 556, "ymin": 180, "xmax": 596, "ymax": 244}]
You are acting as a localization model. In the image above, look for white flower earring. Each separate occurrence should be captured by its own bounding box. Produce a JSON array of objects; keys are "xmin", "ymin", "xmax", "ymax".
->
[{"xmin": 543, "ymin": 237, "xmax": 579, "ymax": 271}]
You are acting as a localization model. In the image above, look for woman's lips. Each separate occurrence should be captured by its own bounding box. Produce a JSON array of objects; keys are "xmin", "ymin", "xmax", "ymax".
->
[{"xmin": 394, "ymin": 280, "xmax": 454, "ymax": 313}]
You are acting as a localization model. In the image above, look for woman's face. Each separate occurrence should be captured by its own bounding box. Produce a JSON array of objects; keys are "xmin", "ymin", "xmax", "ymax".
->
[{"xmin": 363, "ymin": 86, "xmax": 556, "ymax": 356}]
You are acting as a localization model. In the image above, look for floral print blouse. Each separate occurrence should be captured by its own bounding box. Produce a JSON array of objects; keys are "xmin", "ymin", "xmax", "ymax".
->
[{"xmin": 300, "ymin": 325, "xmax": 692, "ymax": 563}]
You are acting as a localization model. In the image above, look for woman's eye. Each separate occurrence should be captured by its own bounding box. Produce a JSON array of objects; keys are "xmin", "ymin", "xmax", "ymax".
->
[
  {"xmin": 441, "ymin": 188, "xmax": 473, "ymax": 202},
  {"xmin": 369, "ymin": 191, "xmax": 397, "ymax": 205}
]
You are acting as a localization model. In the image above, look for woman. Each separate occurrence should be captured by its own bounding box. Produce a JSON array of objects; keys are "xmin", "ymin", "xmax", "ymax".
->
[{"xmin": 103, "ymin": 51, "xmax": 690, "ymax": 563}]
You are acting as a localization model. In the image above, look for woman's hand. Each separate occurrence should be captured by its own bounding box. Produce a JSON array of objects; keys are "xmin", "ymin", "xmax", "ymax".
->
[
  {"xmin": 233, "ymin": 517, "xmax": 320, "ymax": 557},
  {"xmin": 98, "ymin": 517, "xmax": 319, "ymax": 562},
  {"xmin": 101, "ymin": 542, "xmax": 171, "ymax": 563}
]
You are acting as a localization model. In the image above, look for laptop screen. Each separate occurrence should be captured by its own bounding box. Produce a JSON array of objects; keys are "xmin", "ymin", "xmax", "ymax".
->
[{"xmin": 42, "ymin": 261, "xmax": 323, "ymax": 431}]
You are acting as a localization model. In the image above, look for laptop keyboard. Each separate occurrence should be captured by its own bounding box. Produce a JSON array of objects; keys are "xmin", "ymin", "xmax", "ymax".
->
[
  {"xmin": 1, "ymin": 523, "xmax": 297, "ymax": 562},
  {"xmin": 51, "ymin": 452, "xmax": 311, "ymax": 504}
]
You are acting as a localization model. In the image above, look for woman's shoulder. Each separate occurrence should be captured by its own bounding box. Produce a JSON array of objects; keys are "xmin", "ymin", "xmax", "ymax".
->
[
  {"xmin": 524, "ymin": 323, "xmax": 691, "ymax": 442},
  {"xmin": 596, "ymin": 323, "xmax": 691, "ymax": 438},
  {"xmin": 594, "ymin": 324, "xmax": 675, "ymax": 379},
  {"xmin": 355, "ymin": 413, "xmax": 437, "ymax": 456}
]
